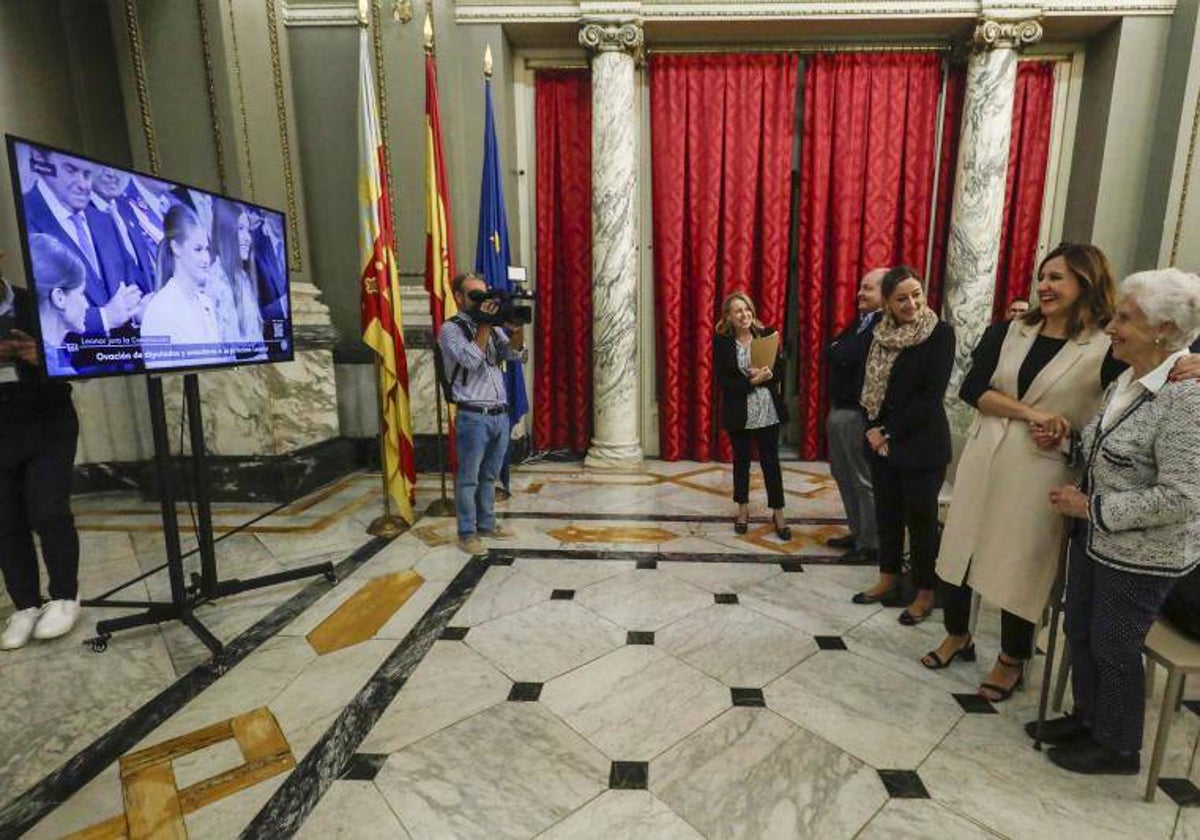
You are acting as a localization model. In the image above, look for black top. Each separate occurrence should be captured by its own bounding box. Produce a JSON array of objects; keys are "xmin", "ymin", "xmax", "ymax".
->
[
  {"xmin": 873, "ymin": 320, "xmax": 956, "ymax": 470},
  {"xmin": 0, "ymin": 286, "xmax": 72, "ymax": 425},
  {"xmin": 713, "ymin": 327, "xmax": 789, "ymax": 432},
  {"xmin": 959, "ymin": 320, "xmax": 1126, "ymax": 408},
  {"xmin": 826, "ymin": 310, "xmax": 880, "ymax": 410}
]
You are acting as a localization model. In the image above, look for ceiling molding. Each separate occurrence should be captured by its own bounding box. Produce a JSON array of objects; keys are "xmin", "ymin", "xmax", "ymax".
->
[{"xmin": 280, "ymin": 0, "xmax": 359, "ymax": 27}]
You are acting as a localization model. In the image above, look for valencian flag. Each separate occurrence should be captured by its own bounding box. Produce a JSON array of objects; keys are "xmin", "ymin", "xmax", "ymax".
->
[
  {"xmin": 425, "ymin": 41, "xmax": 458, "ymax": 467},
  {"xmin": 358, "ymin": 22, "xmax": 416, "ymax": 523},
  {"xmin": 475, "ymin": 69, "xmax": 529, "ymax": 429}
]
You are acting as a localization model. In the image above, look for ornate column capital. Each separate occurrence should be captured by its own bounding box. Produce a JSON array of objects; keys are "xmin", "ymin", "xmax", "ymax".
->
[
  {"xmin": 579, "ymin": 16, "xmax": 644, "ymax": 57},
  {"xmin": 972, "ymin": 14, "xmax": 1044, "ymax": 51}
]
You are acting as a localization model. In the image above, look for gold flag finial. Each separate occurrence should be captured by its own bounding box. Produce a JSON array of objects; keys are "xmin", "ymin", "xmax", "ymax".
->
[
  {"xmin": 484, "ymin": 44, "xmax": 493, "ymax": 77},
  {"xmin": 424, "ymin": 12, "xmax": 433, "ymax": 51}
]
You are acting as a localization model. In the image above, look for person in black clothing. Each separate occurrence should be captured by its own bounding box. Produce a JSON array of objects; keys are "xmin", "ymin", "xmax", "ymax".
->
[
  {"xmin": 825, "ymin": 267, "xmax": 885, "ymax": 563},
  {"xmin": 713, "ymin": 291, "xmax": 791, "ymax": 540},
  {"xmin": 851, "ymin": 266, "xmax": 955, "ymax": 624},
  {"xmin": 0, "ymin": 244, "xmax": 82, "ymax": 650}
]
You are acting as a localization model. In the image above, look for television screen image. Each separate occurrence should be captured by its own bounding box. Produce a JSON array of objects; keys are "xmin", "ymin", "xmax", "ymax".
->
[{"xmin": 5, "ymin": 136, "xmax": 294, "ymax": 380}]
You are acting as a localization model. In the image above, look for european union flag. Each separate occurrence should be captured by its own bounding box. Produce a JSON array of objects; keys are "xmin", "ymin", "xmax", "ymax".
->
[{"xmin": 475, "ymin": 75, "xmax": 529, "ymax": 427}]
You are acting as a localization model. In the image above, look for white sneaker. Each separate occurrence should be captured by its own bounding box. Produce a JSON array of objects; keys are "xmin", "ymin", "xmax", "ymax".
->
[
  {"xmin": 32, "ymin": 598, "xmax": 80, "ymax": 640},
  {"xmin": 1, "ymin": 608, "xmax": 42, "ymax": 650}
]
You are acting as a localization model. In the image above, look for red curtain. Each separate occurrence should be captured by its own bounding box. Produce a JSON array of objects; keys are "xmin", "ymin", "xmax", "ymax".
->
[
  {"xmin": 796, "ymin": 52, "xmax": 944, "ymax": 459},
  {"xmin": 926, "ymin": 65, "xmax": 965, "ymax": 312},
  {"xmin": 534, "ymin": 69, "xmax": 593, "ymax": 453},
  {"xmin": 995, "ymin": 61, "xmax": 1056, "ymax": 319},
  {"xmin": 650, "ymin": 53, "xmax": 799, "ymax": 461}
]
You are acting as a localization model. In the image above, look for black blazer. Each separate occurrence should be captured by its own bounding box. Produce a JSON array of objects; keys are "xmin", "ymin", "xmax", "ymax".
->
[
  {"xmin": 871, "ymin": 321, "xmax": 955, "ymax": 470},
  {"xmin": 0, "ymin": 286, "xmax": 72, "ymax": 423},
  {"xmin": 713, "ymin": 327, "xmax": 788, "ymax": 432}
]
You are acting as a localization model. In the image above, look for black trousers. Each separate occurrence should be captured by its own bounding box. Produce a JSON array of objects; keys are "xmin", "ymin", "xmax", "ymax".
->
[
  {"xmin": 942, "ymin": 577, "xmax": 1035, "ymax": 659},
  {"xmin": 728, "ymin": 424, "xmax": 785, "ymax": 510},
  {"xmin": 1065, "ymin": 536, "xmax": 1175, "ymax": 754},
  {"xmin": 870, "ymin": 456, "xmax": 943, "ymax": 591},
  {"xmin": 0, "ymin": 402, "xmax": 80, "ymax": 610}
]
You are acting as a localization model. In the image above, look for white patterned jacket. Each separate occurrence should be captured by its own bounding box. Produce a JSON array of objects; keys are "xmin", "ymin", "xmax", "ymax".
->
[{"xmin": 1076, "ymin": 377, "xmax": 1200, "ymax": 577}]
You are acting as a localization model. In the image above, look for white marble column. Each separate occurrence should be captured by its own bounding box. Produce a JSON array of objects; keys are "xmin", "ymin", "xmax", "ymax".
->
[
  {"xmin": 943, "ymin": 15, "xmax": 1043, "ymax": 435},
  {"xmin": 580, "ymin": 17, "xmax": 645, "ymax": 468}
]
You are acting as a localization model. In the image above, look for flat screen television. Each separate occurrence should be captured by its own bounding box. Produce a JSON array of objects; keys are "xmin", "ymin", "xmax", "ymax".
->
[{"xmin": 5, "ymin": 135, "xmax": 294, "ymax": 380}]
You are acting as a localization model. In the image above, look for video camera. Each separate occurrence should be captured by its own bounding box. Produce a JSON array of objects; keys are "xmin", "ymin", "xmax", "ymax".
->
[{"xmin": 467, "ymin": 287, "xmax": 536, "ymax": 327}]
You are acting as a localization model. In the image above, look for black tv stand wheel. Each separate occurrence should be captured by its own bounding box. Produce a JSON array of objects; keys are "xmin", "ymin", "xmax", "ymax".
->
[{"xmin": 84, "ymin": 634, "xmax": 111, "ymax": 653}]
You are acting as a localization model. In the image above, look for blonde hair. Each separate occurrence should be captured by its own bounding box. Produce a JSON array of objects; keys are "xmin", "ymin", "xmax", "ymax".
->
[{"xmin": 715, "ymin": 290, "xmax": 764, "ymax": 336}]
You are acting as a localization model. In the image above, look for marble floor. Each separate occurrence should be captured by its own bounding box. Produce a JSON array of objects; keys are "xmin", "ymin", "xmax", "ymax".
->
[{"xmin": 3, "ymin": 461, "xmax": 1200, "ymax": 838}]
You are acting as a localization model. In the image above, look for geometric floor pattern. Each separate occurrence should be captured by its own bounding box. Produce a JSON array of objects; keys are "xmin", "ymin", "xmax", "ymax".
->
[{"xmin": 3, "ymin": 460, "xmax": 1200, "ymax": 838}]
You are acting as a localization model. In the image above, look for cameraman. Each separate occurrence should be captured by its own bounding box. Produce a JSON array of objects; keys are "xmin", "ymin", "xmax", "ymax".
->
[
  {"xmin": 0, "ymin": 247, "xmax": 82, "ymax": 650},
  {"xmin": 438, "ymin": 272, "xmax": 527, "ymax": 554}
]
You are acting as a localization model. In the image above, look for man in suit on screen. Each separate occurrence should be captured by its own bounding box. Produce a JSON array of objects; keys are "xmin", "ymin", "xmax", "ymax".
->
[{"xmin": 22, "ymin": 150, "xmax": 142, "ymax": 336}]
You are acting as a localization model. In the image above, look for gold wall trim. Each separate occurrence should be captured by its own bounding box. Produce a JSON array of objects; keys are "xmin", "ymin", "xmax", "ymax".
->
[
  {"xmin": 227, "ymin": 0, "xmax": 257, "ymax": 200},
  {"xmin": 196, "ymin": 0, "xmax": 229, "ymax": 193},
  {"xmin": 266, "ymin": 0, "xmax": 303, "ymax": 270},
  {"xmin": 1171, "ymin": 79, "xmax": 1200, "ymax": 265},
  {"xmin": 371, "ymin": 0, "xmax": 399, "ymax": 253},
  {"xmin": 123, "ymin": 0, "xmax": 160, "ymax": 175}
]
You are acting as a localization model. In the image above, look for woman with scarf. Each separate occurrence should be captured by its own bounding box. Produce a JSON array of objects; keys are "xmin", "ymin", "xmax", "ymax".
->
[{"xmin": 851, "ymin": 266, "xmax": 955, "ymax": 625}]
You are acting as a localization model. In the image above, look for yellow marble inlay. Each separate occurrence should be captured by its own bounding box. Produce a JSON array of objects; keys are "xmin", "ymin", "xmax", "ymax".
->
[
  {"xmin": 738, "ymin": 522, "xmax": 846, "ymax": 555},
  {"xmin": 412, "ymin": 522, "xmax": 457, "ymax": 547},
  {"xmin": 69, "ymin": 707, "xmax": 294, "ymax": 840},
  {"xmin": 547, "ymin": 525, "xmax": 677, "ymax": 544},
  {"xmin": 306, "ymin": 571, "xmax": 424, "ymax": 655}
]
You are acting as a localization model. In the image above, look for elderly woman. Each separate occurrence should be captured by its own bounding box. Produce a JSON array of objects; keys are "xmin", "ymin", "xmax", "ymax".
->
[
  {"xmin": 1040, "ymin": 268, "xmax": 1200, "ymax": 776},
  {"xmin": 713, "ymin": 291, "xmax": 790, "ymax": 539},
  {"xmin": 851, "ymin": 266, "xmax": 955, "ymax": 624}
]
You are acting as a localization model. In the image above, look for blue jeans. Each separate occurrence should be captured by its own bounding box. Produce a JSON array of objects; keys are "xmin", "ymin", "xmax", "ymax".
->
[{"xmin": 454, "ymin": 410, "xmax": 509, "ymax": 537}]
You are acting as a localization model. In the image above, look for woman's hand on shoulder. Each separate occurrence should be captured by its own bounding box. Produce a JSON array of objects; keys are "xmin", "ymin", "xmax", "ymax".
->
[{"xmin": 1168, "ymin": 353, "xmax": 1200, "ymax": 383}]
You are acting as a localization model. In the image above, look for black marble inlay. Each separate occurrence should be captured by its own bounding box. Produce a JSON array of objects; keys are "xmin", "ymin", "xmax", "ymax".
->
[
  {"xmin": 1159, "ymin": 778, "xmax": 1200, "ymax": 806},
  {"xmin": 495, "ymin": 511, "xmax": 847, "ymax": 526},
  {"xmin": 551, "ymin": 589, "xmax": 575, "ymax": 601},
  {"xmin": 340, "ymin": 753, "xmax": 388, "ymax": 781},
  {"xmin": 609, "ymin": 761, "xmax": 649, "ymax": 790},
  {"xmin": 815, "ymin": 635, "xmax": 847, "ymax": 651},
  {"xmin": 877, "ymin": 769, "xmax": 930, "ymax": 799},
  {"xmin": 242, "ymin": 554, "xmax": 492, "ymax": 836},
  {"xmin": 952, "ymin": 693, "xmax": 999, "ymax": 714},
  {"xmin": 492, "ymin": 548, "xmax": 830, "ymax": 566},
  {"xmin": 714, "ymin": 593, "xmax": 739, "ymax": 605},
  {"xmin": 636, "ymin": 558, "xmax": 658, "ymax": 569},
  {"xmin": 731, "ymin": 687, "xmax": 766, "ymax": 707},
  {"xmin": 780, "ymin": 560, "xmax": 804, "ymax": 573},
  {"xmin": 508, "ymin": 682, "xmax": 544, "ymax": 702},
  {"xmin": 440, "ymin": 626, "xmax": 469, "ymax": 641},
  {"xmin": 0, "ymin": 535, "xmax": 397, "ymax": 837},
  {"xmin": 490, "ymin": 554, "xmax": 516, "ymax": 566},
  {"xmin": 627, "ymin": 631, "xmax": 655, "ymax": 645}
]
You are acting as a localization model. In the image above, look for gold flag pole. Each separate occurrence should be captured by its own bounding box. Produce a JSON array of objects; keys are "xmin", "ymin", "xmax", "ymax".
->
[
  {"xmin": 363, "ymin": 0, "xmax": 408, "ymax": 538},
  {"xmin": 425, "ymin": 10, "xmax": 455, "ymax": 517}
]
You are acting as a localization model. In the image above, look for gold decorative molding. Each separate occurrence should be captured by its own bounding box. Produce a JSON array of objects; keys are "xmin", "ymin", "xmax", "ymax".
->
[
  {"xmin": 196, "ymin": 0, "xmax": 229, "ymax": 194},
  {"xmin": 265, "ymin": 0, "xmax": 303, "ymax": 271},
  {"xmin": 371, "ymin": 0, "xmax": 400, "ymax": 253},
  {"xmin": 973, "ymin": 15, "xmax": 1044, "ymax": 50},
  {"xmin": 123, "ymin": 0, "xmax": 160, "ymax": 175},
  {"xmin": 1170, "ymin": 80, "xmax": 1200, "ymax": 265},
  {"xmin": 227, "ymin": 0, "xmax": 257, "ymax": 200}
]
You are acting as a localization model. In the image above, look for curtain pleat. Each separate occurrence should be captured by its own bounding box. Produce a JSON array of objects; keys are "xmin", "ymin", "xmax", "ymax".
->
[{"xmin": 534, "ymin": 69, "xmax": 593, "ymax": 453}]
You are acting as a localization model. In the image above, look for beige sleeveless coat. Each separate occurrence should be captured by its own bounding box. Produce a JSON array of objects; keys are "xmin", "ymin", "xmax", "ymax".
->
[{"xmin": 937, "ymin": 320, "xmax": 1111, "ymax": 623}]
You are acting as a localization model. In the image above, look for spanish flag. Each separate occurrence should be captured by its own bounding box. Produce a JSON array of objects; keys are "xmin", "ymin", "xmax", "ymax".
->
[
  {"xmin": 425, "ymin": 39, "xmax": 457, "ymax": 467},
  {"xmin": 358, "ymin": 23, "xmax": 416, "ymax": 524}
]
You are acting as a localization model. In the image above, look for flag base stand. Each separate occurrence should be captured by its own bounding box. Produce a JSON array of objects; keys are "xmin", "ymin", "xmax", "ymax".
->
[
  {"xmin": 425, "ymin": 497, "xmax": 455, "ymax": 517},
  {"xmin": 367, "ymin": 513, "xmax": 409, "ymax": 538}
]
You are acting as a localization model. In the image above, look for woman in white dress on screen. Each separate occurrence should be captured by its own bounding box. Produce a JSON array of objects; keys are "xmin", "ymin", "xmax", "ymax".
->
[
  {"xmin": 140, "ymin": 205, "xmax": 233, "ymax": 371},
  {"xmin": 211, "ymin": 199, "xmax": 264, "ymax": 359}
]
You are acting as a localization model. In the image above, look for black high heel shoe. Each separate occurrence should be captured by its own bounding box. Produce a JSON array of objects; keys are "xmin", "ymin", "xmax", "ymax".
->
[
  {"xmin": 734, "ymin": 508, "xmax": 749, "ymax": 535},
  {"xmin": 772, "ymin": 513, "xmax": 791, "ymax": 541}
]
